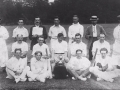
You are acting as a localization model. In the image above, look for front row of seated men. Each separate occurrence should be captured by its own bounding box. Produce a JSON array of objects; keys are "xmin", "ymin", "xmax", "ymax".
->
[{"xmin": 5, "ymin": 33, "xmax": 120, "ymax": 83}]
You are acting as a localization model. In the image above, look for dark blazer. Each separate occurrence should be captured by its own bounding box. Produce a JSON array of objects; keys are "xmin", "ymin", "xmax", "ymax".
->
[
  {"xmin": 29, "ymin": 25, "xmax": 48, "ymax": 50},
  {"xmin": 85, "ymin": 24, "xmax": 106, "ymax": 50}
]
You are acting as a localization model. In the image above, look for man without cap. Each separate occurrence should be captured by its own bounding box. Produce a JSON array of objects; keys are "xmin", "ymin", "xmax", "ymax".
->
[
  {"xmin": 68, "ymin": 33, "xmax": 87, "ymax": 59},
  {"xmin": 66, "ymin": 49, "xmax": 91, "ymax": 81},
  {"xmin": 92, "ymin": 33, "xmax": 110, "ymax": 59},
  {"xmin": 48, "ymin": 16, "xmax": 67, "ymax": 48},
  {"xmin": 29, "ymin": 17, "xmax": 48, "ymax": 50},
  {"xmin": 85, "ymin": 16, "xmax": 106, "ymax": 60},
  {"xmin": 27, "ymin": 51, "xmax": 52, "ymax": 82},
  {"xmin": 68, "ymin": 15, "xmax": 84, "ymax": 45},
  {"xmin": 0, "ymin": 18, "xmax": 9, "ymax": 70},
  {"xmin": 12, "ymin": 19, "xmax": 28, "ymax": 42},
  {"xmin": 112, "ymin": 15, "xmax": 120, "ymax": 66},
  {"xmin": 11, "ymin": 35, "xmax": 28, "ymax": 66},
  {"xmin": 6, "ymin": 49, "xmax": 30, "ymax": 83},
  {"xmin": 51, "ymin": 33, "xmax": 69, "ymax": 73},
  {"xmin": 89, "ymin": 48, "xmax": 120, "ymax": 82},
  {"xmin": 32, "ymin": 36, "xmax": 50, "ymax": 59}
]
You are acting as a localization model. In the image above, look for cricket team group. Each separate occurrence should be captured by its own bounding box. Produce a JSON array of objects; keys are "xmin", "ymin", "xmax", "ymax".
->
[{"xmin": 0, "ymin": 15, "xmax": 120, "ymax": 83}]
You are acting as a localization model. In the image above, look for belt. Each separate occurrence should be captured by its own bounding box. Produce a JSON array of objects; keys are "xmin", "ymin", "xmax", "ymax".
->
[{"xmin": 55, "ymin": 53, "xmax": 64, "ymax": 54}]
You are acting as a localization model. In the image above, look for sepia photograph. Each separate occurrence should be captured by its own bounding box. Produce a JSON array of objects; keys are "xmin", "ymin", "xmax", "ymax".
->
[{"xmin": 0, "ymin": 0, "xmax": 120, "ymax": 89}]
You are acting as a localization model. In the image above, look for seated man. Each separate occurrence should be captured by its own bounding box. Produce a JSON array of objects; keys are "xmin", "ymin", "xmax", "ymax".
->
[
  {"xmin": 51, "ymin": 33, "xmax": 69, "ymax": 78},
  {"xmin": 89, "ymin": 48, "xmax": 116, "ymax": 82},
  {"xmin": 6, "ymin": 48, "xmax": 30, "ymax": 83},
  {"xmin": 12, "ymin": 34, "xmax": 28, "ymax": 66},
  {"xmin": 66, "ymin": 49, "xmax": 91, "ymax": 81},
  {"xmin": 68, "ymin": 33, "xmax": 87, "ymax": 58},
  {"xmin": 27, "ymin": 51, "xmax": 52, "ymax": 82},
  {"xmin": 32, "ymin": 36, "xmax": 50, "ymax": 59}
]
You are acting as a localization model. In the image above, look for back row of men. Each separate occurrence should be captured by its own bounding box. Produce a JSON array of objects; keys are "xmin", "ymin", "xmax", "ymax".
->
[{"xmin": 0, "ymin": 15, "xmax": 120, "ymax": 83}]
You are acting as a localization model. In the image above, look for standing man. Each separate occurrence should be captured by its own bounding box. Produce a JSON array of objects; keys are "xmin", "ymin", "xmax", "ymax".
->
[
  {"xmin": 29, "ymin": 17, "xmax": 48, "ymax": 50},
  {"xmin": 112, "ymin": 15, "xmax": 120, "ymax": 58},
  {"xmin": 12, "ymin": 18, "xmax": 28, "ymax": 42},
  {"xmin": 85, "ymin": 16, "xmax": 106, "ymax": 60},
  {"xmin": 48, "ymin": 16, "xmax": 67, "ymax": 48},
  {"xmin": 68, "ymin": 15, "xmax": 84, "ymax": 45},
  {"xmin": 0, "ymin": 18, "xmax": 9, "ymax": 70}
]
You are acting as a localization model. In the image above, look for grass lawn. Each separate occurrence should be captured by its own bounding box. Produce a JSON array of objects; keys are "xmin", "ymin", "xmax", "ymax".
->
[{"xmin": 0, "ymin": 24, "xmax": 120, "ymax": 89}]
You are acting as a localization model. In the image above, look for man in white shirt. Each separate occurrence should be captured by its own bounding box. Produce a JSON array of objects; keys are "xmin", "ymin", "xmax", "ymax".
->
[
  {"xmin": 32, "ymin": 36, "xmax": 50, "ymax": 59},
  {"xmin": 12, "ymin": 35, "xmax": 28, "ymax": 63},
  {"xmin": 66, "ymin": 49, "xmax": 91, "ymax": 81},
  {"xmin": 12, "ymin": 19, "xmax": 28, "ymax": 41},
  {"xmin": 68, "ymin": 15, "xmax": 84, "ymax": 45},
  {"xmin": 68, "ymin": 33, "xmax": 87, "ymax": 58},
  {"xmin": 27, "ymin": 51, "xmax": 52, "ymax": 82},
  {"xmin": 6, "ymin": 49, "xmax": 30, "ymax": 83},
  {"xmin": 0, "ymin": 18, "xmax": 9, "ymax": 69},
  {"xmin": 112, "ymin": 15, "xmax": 120, "ymax": 65},
  {"xmin": 92, "ymin": 33, "xmax": 110, "ymax": 59},
  {"xmin": 89, "ymin": 48, "xmax": 117, "ymax": 82},
  {"xmin": 48, "ymin": 16, "xmax": 67, "ymax": 48},
  {"xmin": 51, "ymin": 33, "xmax": 69, "ymax": 73}
]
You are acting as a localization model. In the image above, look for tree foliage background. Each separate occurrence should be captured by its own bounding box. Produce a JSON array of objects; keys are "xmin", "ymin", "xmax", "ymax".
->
[{"xmin": 0, "ymin": 0, "xmax": 120, "ymax": 24}]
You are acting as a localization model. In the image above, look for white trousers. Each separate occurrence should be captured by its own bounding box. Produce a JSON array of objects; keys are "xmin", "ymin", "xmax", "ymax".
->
[{"xmin": 6, "ymin": 66, "xmax": 30, "ymax": 81}]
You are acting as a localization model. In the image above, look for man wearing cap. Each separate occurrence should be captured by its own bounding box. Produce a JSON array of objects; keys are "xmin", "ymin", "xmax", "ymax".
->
[
  {"xmin": 0, "ymin": 18, "xmax": 9, "ymax": 70},
  {"xmin": 68, "ymin": 15, "xmax": 84, "ymax": 45},
  {"xmin": 32, "ymin": 36, "xmax": 50, "ymax": 59},
  {"xmin": 6, "ymin": 48, "xmax": 30, "ymax": 83},
  {"xmin": 85, "ymin": 16, "xmax": 106, "ymax": 60},
  {"xmin": 27, "ymin": 51, "xmax": 52, "ymax": 82},
  {"xmin": 89, "ymin": 48, "xmax": 118, "ymax": 82},
  {"xmin": 68, "ymin": 33, "xmax": 87, "ymax": 58},
  {"xmin": 48, "ymin": 16, "xmax": 67, "ymax": 48},
  {"xmin": 92, "ymin": 33, "xmax": 110, "ymax": 59},
  {"xmin": 51, "ymin": 33, "xmax": 69, "ymax": 73},
  {"xmin": 12, "ymin": 19, "xmax": 28, "ymax": 42},
  {"xmin": 11, "ymin": 35, "xmax": 28, "ymax": 66},
  {"xmin": 66, "ymin": 49, "xmax": 91, "ymax": 81},
  {"xmin": 29, "ymin": 17, "xmax": 48, "ymax": 50}
]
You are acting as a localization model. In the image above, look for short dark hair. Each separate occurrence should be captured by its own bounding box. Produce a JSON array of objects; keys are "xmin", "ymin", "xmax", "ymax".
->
[
  {"xmin": 75, "ymin": 33, "xmax": 81, "ymax": 38},
  {"xmin": 76, "ymin": 49, "xmax": 82, "ymax": 54},
  {"xmin": 35, "ymin": 51, "xmax": 42, "ymax": 56},
  {"xmin": 54, "ymin": 16, "xmax": 59, "ymax": 20},
  {"xmin": 14, "ymin": 48, "xmax": 22, "ymax": 53},
  {"xmin": 100, "ymin": 48, "xmax": 108, "ymax": 53},
  {"xmin": 57, "ymin": 33, "xmax": 64, "ymax": 37}
]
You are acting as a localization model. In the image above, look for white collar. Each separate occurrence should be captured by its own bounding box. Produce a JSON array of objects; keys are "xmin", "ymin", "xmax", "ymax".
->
[{"xmin": 73, "ymin": 22, "xmax": 80, "ymax": 25}]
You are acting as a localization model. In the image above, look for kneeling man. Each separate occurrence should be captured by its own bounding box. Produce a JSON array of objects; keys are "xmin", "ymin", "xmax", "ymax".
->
[
  {"xmin": 27, "ymin": 51, "xmax": 52, "ymax": 82},
  {"xmin": 6, "ymin": 48, "xmax": 29, "ymax": 83},
  {"xmin": 66, "ymin": 49, "xmax": 91, "ymax": 81}
]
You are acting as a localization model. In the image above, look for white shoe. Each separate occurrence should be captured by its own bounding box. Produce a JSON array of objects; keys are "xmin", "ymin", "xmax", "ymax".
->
[
  {"xmin": 28, "ymin": 78, "xmax": 34, "ymax": 81},
  {"xmin": 87, "ymin": 74, "xmax": 91, "ymax": 79},
  {"xmin": 6, "ymin": 76, "xmax": 13, "ymax": 79},
  {"xmin": 97, "ymin": 78, "xmax": 102, "ymax": 81},
  {"xmin": 72, "ymin": 77, "xmax": 76, "ymax": 80},
  {"xmin": 20, "ymin": 78, "xmax": 27, "ymax": 82},
  {"xmin": 15, "ymin": 77, "xmax": 20, "ymax": 83},
  {"xmin": 78, "ymin": 76, "xmax": 87, "ymax": 81}
]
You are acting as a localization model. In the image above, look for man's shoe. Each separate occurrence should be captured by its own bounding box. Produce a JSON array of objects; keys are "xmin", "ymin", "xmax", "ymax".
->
[{"xmin": 78, "ymin": 76, "xmax": 87, "ymax": 81}]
